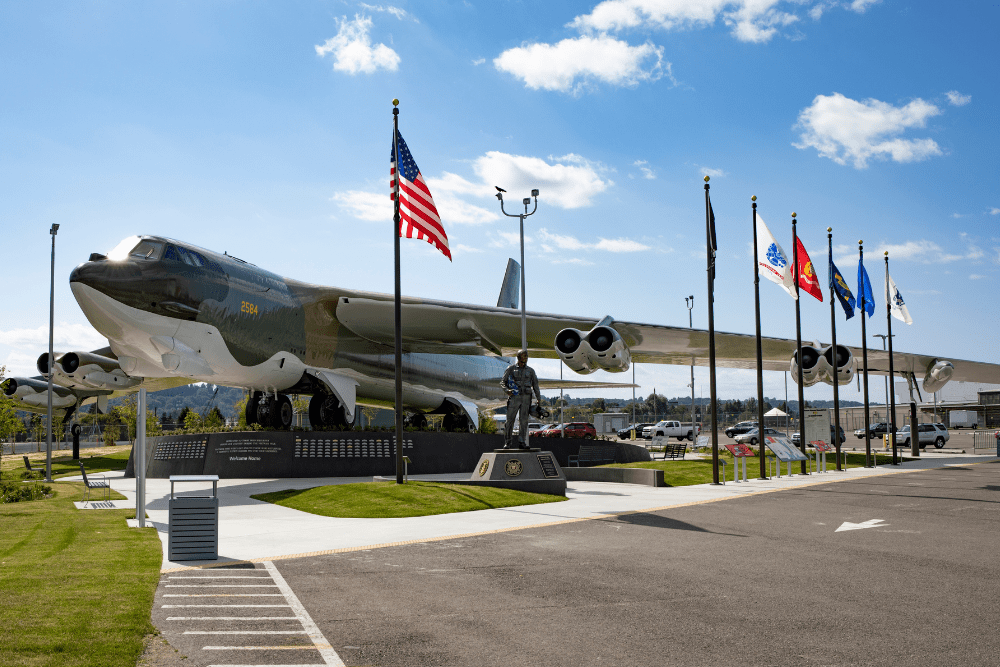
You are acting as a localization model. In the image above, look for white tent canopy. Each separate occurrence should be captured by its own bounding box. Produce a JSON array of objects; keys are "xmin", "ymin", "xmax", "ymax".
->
[{"xmin": 764, "ymin": 407, "xmax": 788, "ymax": 417}]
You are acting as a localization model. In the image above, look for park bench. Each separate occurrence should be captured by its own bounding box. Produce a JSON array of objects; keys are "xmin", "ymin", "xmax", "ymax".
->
[
  {"xmin": 78, "ymin": 461, "xmax": 110, "ymax": 502},
  {"xmin": 22, "ymin": 456, "xmax": 46, "ymax": 478},
  {"xmin": 567, "ymin": 443, "xmax": 617, "ymax": 467},
  {"xmin": 661, "ymin": 442, "xmax": 688, "ymax": 460}
]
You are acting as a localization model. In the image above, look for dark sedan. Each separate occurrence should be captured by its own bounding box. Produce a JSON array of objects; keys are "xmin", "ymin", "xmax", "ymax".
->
[{"xmin": 617, "ymin": 423, "xmax": 656, "ymax": 440}]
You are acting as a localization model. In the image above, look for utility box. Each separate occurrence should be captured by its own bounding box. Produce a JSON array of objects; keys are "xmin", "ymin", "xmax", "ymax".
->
[
  {"xmin": 593, "ymin": 413, "xmax": 629, "ymax": 435},
  {"xmin": 167, "ymin": 475, "xmax": 220, "ymax": 561}
]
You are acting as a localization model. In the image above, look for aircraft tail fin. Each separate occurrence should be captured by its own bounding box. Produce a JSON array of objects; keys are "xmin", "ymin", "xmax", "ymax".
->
[{"xmin": 497, "ymin": 259, "xmax": 520, "ymax": 309}]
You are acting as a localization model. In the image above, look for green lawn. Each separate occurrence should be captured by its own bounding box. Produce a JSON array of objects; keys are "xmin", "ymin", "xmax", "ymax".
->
[
  {"xmin": 602, "ymin": 451, "xmax": 909, "ymax": 486},
  {"xmin": 0, "ymin": 480, "xmax": 163, "ymax": 667},
  {"xmin": 251, "ymin": 480, "xmax": 567, "ymax": 518},
  {"xmin": 1, "ymin": 448, "xmax": 131, "ymax": 482}
]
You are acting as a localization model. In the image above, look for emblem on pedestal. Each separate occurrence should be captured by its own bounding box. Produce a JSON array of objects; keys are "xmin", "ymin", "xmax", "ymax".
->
[
  {"xmin": 505, "ymin": 459, "xmax": 523, "ymax": 477},
  {"xmin": 478, "ymin": 460, "xmax": 490, "ymax": 477}
]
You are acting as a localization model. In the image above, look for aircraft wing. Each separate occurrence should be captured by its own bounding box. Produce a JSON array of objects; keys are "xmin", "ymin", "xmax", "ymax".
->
[{"xmin": 333, "ymin": 295, "xmax": 1000, "ymax": 385}]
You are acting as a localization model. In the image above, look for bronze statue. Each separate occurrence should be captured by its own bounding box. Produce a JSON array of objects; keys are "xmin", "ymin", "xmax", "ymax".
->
[{"xmin": 501, "ymin": 350, "xmax": 540, "ymax": 449}]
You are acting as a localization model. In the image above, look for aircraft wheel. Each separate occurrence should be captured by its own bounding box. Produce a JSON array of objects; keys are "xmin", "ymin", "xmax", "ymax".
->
[
  {"xmin": 245, "ymin": 391, "xmax": 261, "ymax": 426},
  {"xmin": 273, "ymin": 394, "xmax": 293, "ymax": 430},
  {"xmin": 442, "ymin": 413, "xmax": 459, "ymax": 431},
  {"xmin": 310, "ymin": 392, "xmax": 348, "ymax": 431}
]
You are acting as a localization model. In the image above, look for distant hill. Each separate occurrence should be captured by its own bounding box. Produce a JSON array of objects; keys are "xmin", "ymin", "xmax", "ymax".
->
[{"xmin": 107, "ymin": 384, "xmax": 247, "ymax": 421}]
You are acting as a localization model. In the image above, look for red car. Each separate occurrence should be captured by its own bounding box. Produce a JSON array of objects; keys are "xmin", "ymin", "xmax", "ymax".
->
[{"xmin": 535, "ymin": 422, "xmax": 596, "ymax": 439}]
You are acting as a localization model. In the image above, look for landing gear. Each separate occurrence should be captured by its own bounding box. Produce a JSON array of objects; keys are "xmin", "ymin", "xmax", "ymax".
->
[
  {"xmin": 404, "ymin": 413, "xmax": 428, "ymax": 429},
  {"xmin": 309, "ymin": 392, "xmax": 354, "ymax": 431},
  {"xmin": 246, "ymin": 392, "xmax": 294, "ymax": 430},
  {"xmin": 442, "ymin": 413, "xmax": 475, "ymax": 433}
]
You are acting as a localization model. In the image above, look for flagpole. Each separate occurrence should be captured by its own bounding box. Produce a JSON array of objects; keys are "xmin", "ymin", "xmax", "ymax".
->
[
  {"xmin": 704, "ymin": 176, "xmax": 719, "ymax": 485},
  {"xmin": 792, "ymin": 213, "xmax": 807, "ymax": 474},
  {"xmin": 885, "ymin": 251, "xmax": 898, "ymax": 465},
  {"xmin": 859, "ymin": 241, "xmax": 872, "ymax": 467},
  {"xmin": 751, "ymin": 196, "xmax": 767, "ymax": 479},
  {"xmin": 827, "ymin": 227, "xmax": 843, "ymax": 471},
  {"xmin": 392, "ymin": 100, "xmax": 404, "ymax": 484}
]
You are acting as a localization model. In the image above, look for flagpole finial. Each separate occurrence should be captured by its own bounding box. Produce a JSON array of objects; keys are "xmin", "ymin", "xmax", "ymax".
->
[
  {"xmin": 827, "ymin": 226, "xmax": 832, "ymax": 233},
  {"xmin": 703, "ymin": 175, "xmax": 709, "ymax": 182},
  {"xmin": 884, "ymin": 251, "xmax": 889, "ymax": 256},
  {"xmin": 751, "ymin": 195, "xmax": 756, "ymax": 201},
  {"xmin": 791, "ymin": 212, "xmax": 796, "ymax": 218},
  {"xmin": 392, "ymin": 98, "xmax": 399, "ymax": 106}
]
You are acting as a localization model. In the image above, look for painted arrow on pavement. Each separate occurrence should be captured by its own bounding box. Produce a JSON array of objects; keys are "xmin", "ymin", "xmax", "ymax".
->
[{"xmin": 836, "ymin": 519, "xmax": 888, "ymax": 532}]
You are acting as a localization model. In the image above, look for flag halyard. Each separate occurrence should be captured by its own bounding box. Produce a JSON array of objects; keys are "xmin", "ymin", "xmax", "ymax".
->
[{"xmin": 391, "ymin": 130, "xmax": 451, "ymax": 261}]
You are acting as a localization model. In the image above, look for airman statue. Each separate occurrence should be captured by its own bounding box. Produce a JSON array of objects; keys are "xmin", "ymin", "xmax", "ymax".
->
[{"xmin": 501, "ymin": 349, "xmax": 541, "ymax": 449}]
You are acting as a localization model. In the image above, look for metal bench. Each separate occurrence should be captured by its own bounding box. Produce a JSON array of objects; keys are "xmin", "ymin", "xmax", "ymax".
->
[
  {"xmin": 23, "ymin": 456, "xmax": 46, "ymax": 478},
  {"xmin": 661, "ymin": 442, "xmax": 688, "ymax": 460},
  {"xmin": 567, "ymin": 443, "xmax": 617, "ymax": 467},
  {"xmin": 79, "ymin": 461, "xmax": 110, "ymax": 502}
]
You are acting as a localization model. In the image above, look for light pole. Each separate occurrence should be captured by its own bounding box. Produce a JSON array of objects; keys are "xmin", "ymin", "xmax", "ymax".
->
[
  {"xmin": 685, "ymin": 295, "xmax": 695, "ymax": 434},
  {"xmin": 45, "ymin": 223, "xmax": 59, "ymax": 483},
  {"xmin": 496, "ymin": 188, "xmax": 539, "ymax": 352}
]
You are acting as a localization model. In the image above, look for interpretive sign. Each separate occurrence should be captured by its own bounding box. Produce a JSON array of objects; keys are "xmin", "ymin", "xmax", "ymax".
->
[
  {"xmin": 764, "ymin": 435, "xmax": 808, "ymax": 462},
  {"xmin": 804, "ymin": 409, "xmax": 830, "ymax": 447},
  {"xmin": 811, "ymin": 441, "xmax": 834, "ymax": 453},
  {"xmin": 725, "ymin": 443, "xmax": 755, "ymax": 457}
]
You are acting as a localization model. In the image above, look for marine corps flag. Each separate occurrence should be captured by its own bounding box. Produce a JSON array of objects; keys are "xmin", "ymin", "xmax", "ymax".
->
[
  {"xmin": 830, "ymin": 261, "xmax": 856, "ymax": 319},
  {"xmin": 793, "ymin": 237, "xmax": 823, "ymax": 302}
]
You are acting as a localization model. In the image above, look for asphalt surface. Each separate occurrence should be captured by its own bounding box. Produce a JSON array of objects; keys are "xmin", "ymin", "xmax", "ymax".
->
[{"xmin": 152, "ymin": 459, "xmax": 1000, "ymax": 666}]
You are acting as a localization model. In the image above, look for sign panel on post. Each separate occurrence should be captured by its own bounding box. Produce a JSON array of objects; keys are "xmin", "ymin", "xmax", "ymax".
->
[{"xmin": 804, "ymin": 409, "xmax": 830, "ymax": 447}]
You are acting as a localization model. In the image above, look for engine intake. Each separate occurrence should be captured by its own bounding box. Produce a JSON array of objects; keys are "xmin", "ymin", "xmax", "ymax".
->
[
  {"xmin": 554, "ymin": 323, "xmax": 631, "ymax": 374},
  {"xmin": 790, "ymin": 344, "xmax": 854, "ymax": 386},
  {"xmin": 922, "ymin": 359, "xmax": 954, "ymax": 393}
]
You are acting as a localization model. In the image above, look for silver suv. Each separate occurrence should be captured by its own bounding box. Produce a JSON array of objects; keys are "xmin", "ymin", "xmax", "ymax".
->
[{"xmin": 898, "ymin": 423, "xmax": 950, "ymax": 449}]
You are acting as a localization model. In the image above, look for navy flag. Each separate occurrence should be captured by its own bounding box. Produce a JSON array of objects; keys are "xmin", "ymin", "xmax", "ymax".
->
[
  {"xmin": 857, "ymin": 258, "xmax": 875, "ymax": 317},
  {"xmin": 830, "ymin": 261, "xmax": 855, "ymax": 319}
]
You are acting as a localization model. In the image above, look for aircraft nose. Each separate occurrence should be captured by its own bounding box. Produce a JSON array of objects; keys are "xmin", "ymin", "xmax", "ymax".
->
[{"xmin": 69, "ymin": 259, "xmax": 142, "ymax": 298}]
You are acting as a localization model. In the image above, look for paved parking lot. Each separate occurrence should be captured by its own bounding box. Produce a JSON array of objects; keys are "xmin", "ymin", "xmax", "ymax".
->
[{"xmin": 150, "ymin": 458, "xmax": 1000, "ymax": 666}]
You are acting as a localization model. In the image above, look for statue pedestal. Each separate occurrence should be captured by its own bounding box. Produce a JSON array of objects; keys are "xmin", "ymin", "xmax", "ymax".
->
[{"xmin": 463, "ymin": 449, "xmax": 566, "ymax": 496}]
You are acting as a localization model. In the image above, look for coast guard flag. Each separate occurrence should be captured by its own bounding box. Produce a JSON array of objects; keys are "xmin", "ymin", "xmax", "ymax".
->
[
  {"xmin": 886, "ymin": 273, "xmax": 913, "ymax": 325},
  {"xmin": 830, "ymin": 261, "xmax": 855, "ymax": 319},
  {"xmin": 391, "ymin": 130, "xmax": 452, "ymax": 261},
  {"xmin": 857, "ymin": 258, "xmax": 875, "ymax": 317},
  {"xmin": 756, "ymin": 215, "xmax": 796, "ymax": 299}
]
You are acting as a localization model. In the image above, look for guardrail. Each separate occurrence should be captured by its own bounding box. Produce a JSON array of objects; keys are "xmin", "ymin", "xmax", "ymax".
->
[{"xmin": 972, "ymin": 430, "xmax": 998, "ymax": 452}]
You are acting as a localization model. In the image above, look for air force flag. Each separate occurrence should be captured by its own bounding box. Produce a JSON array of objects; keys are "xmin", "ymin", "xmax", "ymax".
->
[
  {"xmin": 756, "ymin": 215, "xmax": 796, "ymax": 299},
  {"xmin": 887, "ymin": 274, "xmax": 913, "ymax": 325}
]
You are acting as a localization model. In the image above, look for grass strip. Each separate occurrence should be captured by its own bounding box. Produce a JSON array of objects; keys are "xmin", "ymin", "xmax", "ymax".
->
[
  {"xmin": 0, "ymin": 480, "xmax": 162, "ymax": 667},
  {"xmin": 601, "ymin": 451, "xmax": 910, "ymax": 486},
  {"xmin": 1, "ymin": 448, "xmax": 131, "ymax": 482},
  {"xmin": 251, "ymin": 480, "xmax": 566, "ymax": 518}
]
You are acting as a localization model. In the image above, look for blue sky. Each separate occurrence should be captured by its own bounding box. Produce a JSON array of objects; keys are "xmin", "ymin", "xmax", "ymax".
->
[{"xmin": 2, "ymin": 0, "xmax": 997, "ymax": 405}]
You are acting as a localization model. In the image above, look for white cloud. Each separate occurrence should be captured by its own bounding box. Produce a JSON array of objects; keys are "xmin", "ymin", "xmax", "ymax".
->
[
  {"xmin": 0, "ymin": 322, "xmax": 109, "ymax": 377},
  {"xmin": 633, "ymin": 160, "xmax": 656, "ymax": 179},
  {"xmin": 471, "ymin": 58, "xmax": 485, "ymax": 66},
  {"xmin": 551, "ymin": 257, "xmax": 595, "ymax": 266},
  {"xmin": 970, "ymin": 274, "xmax": 987, "ymax": 280},
  {"xmin": 990, "ymin": 208, "xmax": 1000, "ymax": 215},
  {"xmin": 433, "ymin": 196, "xmax": 499, "ymax": 225},
  {"xmin": 848, "ymin": 0, "xmax": 880, "ymax": 13},
  {"xmin": 951, "ymin": 213, "xmax": 964, "ymax": 219},
  {"xmin": 793, "ymin": 93, "xmax": 943, "ymax": 168},
  {"xmin": 359, "ymin": 4, "xmax": 416, "ymax": 21},
  {"xmin": 945, "ymin": 90, "xmax": 971, "ymax": 106},
  {"xmin": 330, "ymin": 190, "xmax": 388, "ymax": 221},
  {"xmin": 472, "ymin": 152, "xmax": 611, "ymax": 209},
  {"xmin": 331, "ymin": 187, "xmax": 497, "ymax": 225},
  {"xmin": 873, "ymin": 238, "xmax": 983, "ymax": 264},
  {"xmin": 569, "ymin": 0, "xmax": 800, "ymax": 44},
  {"xmin": 537, "ymin": 228, "xmax": 650, "ymax": 253},
  {"xmin": 700, "ymin": 166, "xmax": 725, "ymax": 178},
  {"xmin": 315, "ymin": 15, "xmax": 400, "ymax": 75},
  {"xmin": 452, "ymin": 244, "xmax": 484, "ymax": 254},
  {"xmin": 490, "ymin": 231, "xmax": 528, "ymax": 248},
  {"xmin": 494, "ymin": 34, "xmax": 666, "ymax": 93}
]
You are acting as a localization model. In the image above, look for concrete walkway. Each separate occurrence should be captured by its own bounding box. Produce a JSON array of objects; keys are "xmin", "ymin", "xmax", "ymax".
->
[{"xmin": 65, "ymin": 452, "xmax": 996, "ymax": 571}]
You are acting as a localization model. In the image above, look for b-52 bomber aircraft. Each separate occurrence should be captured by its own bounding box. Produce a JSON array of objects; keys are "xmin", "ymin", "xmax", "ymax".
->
[{"xmin": 4, "ymin": 234, "xmax": 1000, "ymax": 431}]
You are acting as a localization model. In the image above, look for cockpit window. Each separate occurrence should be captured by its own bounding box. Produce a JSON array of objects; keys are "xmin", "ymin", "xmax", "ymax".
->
[
  {"xmin": 106, "ymin": 237, "xmax": 164, "ymax": 261},
  {"xmin": 164, "ymin": 245, "xmax": 207, "ymax": 267}
]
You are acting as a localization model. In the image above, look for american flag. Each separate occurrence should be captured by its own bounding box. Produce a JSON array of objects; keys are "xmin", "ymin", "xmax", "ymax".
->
[{"xmin": 390, "ymin": 130, "xmax": 451, "ymax": 261}]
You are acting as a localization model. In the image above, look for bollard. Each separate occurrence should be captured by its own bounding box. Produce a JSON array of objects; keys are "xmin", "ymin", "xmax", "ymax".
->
[{"xmin": 718, "ymin": 459, "xmax": 727, "ymax": 485}]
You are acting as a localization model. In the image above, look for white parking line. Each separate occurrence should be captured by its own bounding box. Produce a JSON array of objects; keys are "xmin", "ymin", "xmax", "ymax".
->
[
  {"xmin": 166, "ymin": 585, "xmax": 280, "ymax": 588},
  {"xmin": 264, "ymin": 561, "xmax": 344, "ymax": 666},
  {"xmin": 163, "ymin": 594, "xmax": 285, "ymax": 597},
  {"xmin": 167, "ymin": 617, "xmax": 298, "ymax": 621},
  {"xmin": 186, "ymin": 631, "xmax": 307, "ymax": 635}
]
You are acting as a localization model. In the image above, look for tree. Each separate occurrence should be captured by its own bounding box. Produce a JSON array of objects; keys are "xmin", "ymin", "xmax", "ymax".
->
[
  {"xmin": 0, "ymin": 366, "xmax": 25, "ymax": 454},
  {"xmin": 177, "ymin": 406, "xmax": 191, "ymax": 427},
  {"xmin": 184, "ymin": 410, "xmax": 203, "ymax": 431},
  {"xmin": 203, "ymin": 406, "xmax": 225, "ymax": 429}
]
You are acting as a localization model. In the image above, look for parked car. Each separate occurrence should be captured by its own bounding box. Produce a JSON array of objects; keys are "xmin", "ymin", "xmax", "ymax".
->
[
  {"xmin": 512, "ymin": 421, "xmax": 543, "ymax": 435},
  {"xmin": 725, "ymin": 421, "xmax": 758, "ymax": 439},
  {"xmin": 898, "ymin": 423, "xmax": 949, "ymax": 449},
  {"xmin": 535, "ymin": 422, "xmax": 597, "ymax": 439},
  {"xmin": 617, "ymin": 423, "xmax": 656, "ymax": 440},
  {"xmin": 792, "ymin": 425, "xmax": 846, "ymax": 446},
  {"xmin": 645, "ymin": 420, "xmax": 700, "ymax": 441},
  {"xmin": 734, "ymin": 427, "xmax": 782, "ymax": 446},
  {"xmin": 853, "ymin": 422, "xmax": 897, "ymax": 439},
  {"xmin": 529, "ymin": 423, "xmax": 553, "ymax": 435}
]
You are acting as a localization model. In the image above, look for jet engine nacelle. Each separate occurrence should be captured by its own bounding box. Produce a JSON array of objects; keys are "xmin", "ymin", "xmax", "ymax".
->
[
  {"xmin": 790, "ymin": 344, "xmax": 854, "ymax": 386},
  {"xmin": 554, "ymin": 325, "xmax": 631, "ymax": 374},
  {"xmin": 37, "ymin": 351, "xmax": 140, "ymax": 390},
  {"xmin": 922, "ymin": 359, "xmax": 954, "ymax": 394},
  {"xmin": 1, "ymin": 377, "xmax": 77, "ymax": 409}
]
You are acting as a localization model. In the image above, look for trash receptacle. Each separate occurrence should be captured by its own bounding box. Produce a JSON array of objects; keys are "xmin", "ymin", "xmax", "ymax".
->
[{"xmin": 168, "ymin": 475, "xmax": 220, "ymax": 561}]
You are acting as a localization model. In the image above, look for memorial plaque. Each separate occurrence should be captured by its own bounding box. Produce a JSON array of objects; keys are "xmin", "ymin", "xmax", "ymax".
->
[
  {"xmin": 725, "ymin": 443, "xmax": 754, "ymax": 458},
  {"xmin": 764, "ymin": 435, "xmax": 808, "ymax": 462},
  {"xmin": 810, "ymin": 440, "xmax": 833, "ymax": 453},
  {"xmin": 536, "ymin": 454, "xmax": 559, "ymax": 478}
]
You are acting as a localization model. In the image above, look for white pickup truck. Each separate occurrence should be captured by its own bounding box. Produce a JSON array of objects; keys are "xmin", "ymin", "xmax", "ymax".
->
[{"xmin": 642, "ymin": 420, "xmax": 700, "ymax": 441}]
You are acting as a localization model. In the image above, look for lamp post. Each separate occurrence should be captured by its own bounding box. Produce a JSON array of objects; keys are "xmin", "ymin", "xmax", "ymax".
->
[
  {"xmin": 496, "ymin": 189, "xmax": 539, "ymax": 352},
  {"xmin": 873, "ymin": 333, "xmax": 895, "ymax": 440},
  {"xmin": 45, "ymin": 223, "xmax": 59, "ymax": 483},
  {"xmin": 685, "ymin": 295, "xmax": 695, "ymax": 436}
]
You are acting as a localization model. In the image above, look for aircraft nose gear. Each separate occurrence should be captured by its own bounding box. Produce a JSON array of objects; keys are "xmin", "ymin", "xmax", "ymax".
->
[{"xmin": 442, "ymin": 412, "xmax": 475, "ymax": 433}]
